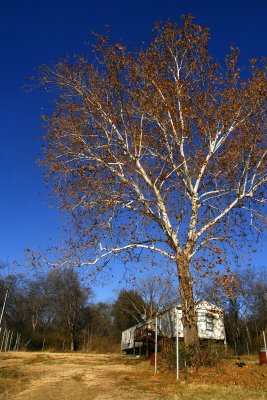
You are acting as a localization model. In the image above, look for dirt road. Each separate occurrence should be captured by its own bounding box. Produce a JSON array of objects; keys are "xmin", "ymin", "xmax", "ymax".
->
[
  {"xmin": 0, "ymin": 352, "xmax": 266, "ymax": 400},
  {"xmin": 0, "ymin": 352, "xmax": 160, "ymax": 400}
]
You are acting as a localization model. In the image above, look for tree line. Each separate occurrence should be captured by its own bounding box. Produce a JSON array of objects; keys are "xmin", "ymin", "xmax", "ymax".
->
[
  {"xmin": 0, "ymin": 268, "xmax": 178, "ymax": 352},
  {"xmin": 0, "ymin": 265, "xmax": 266, "ymax": 354},
  {"xmin": 203, "ymin": 268, "xmax": 267, "ymax": 354}
]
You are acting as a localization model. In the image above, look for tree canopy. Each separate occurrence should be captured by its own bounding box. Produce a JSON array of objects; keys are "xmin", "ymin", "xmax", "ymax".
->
[{"xmin": 37, "ymin": 15, "xmax": 267, "ymax": 346}]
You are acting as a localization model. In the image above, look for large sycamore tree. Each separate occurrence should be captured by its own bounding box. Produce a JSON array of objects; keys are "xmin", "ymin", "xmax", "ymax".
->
[{"xmin": 38, "ymin": 16, "xmax": 266, "ymax": 346}]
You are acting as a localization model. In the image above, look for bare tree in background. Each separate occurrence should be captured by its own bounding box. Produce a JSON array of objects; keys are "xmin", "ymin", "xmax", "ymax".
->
[
  {"xmin": 37, "ymin": 15, "xmax": 267, "ymax": 346},
  {"xmin": 26, "ymin": 275, "xmax": 49, "ymax": 333},
  {"xmin": 46, "ymin": 269, "xmax": 91, "ymax": 351},
  {"xmin": 201, "ymin": 267, "xmax": 267, "ymax": 352},
  {"xmin": 134, "ymin": 275, "xmax": 179, "ymax": 319}
]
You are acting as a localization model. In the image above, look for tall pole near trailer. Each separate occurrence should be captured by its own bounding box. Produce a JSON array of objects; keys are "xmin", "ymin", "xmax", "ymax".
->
[
  {"xmin": 154, "ymin": 315, "xmax": 158, "ymax": 373},
  {"xmin": 176, "ymin": 307, "xmax": 179, "ymax": 381}
]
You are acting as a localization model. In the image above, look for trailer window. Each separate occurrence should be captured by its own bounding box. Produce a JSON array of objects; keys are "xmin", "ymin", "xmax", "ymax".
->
[
  {"xmin": 206, "ymin": 314, "xmax": 214, "ymax": 331},
  {"xmin": 197, "ymin": 313, "xmax": 206, "ymax": 322}
]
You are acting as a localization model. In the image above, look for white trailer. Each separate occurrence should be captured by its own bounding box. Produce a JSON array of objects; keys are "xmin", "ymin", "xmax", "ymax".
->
[{"xmin": 121, "ymin": 301, "xmax": 225, "ymax": 353}]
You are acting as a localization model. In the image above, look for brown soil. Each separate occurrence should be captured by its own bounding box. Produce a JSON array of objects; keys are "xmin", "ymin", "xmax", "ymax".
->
[{"xmin": 0, "ymin": 352, "xmax": 266, "ymax": 400}]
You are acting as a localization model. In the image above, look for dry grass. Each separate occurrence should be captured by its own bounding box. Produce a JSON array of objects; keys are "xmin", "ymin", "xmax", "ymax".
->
[
  {"xmin": 0, "ymin": 363, "xmax": 30, "ymax": 398},
  {"xmin": 0, "ymin": 352, "xmax": 266, "ymax": 399}
]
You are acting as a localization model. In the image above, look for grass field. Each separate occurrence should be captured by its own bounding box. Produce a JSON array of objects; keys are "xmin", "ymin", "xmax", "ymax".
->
[{"xmin": 0, "ymin": 352, "xmax": 266, "ymax": 399}]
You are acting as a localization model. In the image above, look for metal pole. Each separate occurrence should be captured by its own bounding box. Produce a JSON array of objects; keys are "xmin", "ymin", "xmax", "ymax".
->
[
  {"xmin": 176, "ymin": 308, "xmax": 179, "ymax": 381},
  {"xmin": 4, "ymin": 330, "xmax": 10, "ymax": 352},
  {"xmin": 154, "ymin": 315, "xmax": 158, "ymax": 373},
  {"xmin": 0, "ymin": 289, "xmax": 8, "ymax": 336},
  {"xmin": 263, "ymin": 331, "xmax": 267, "ymax": 349},
  {"xmin": 224, "ymin": 338, "xmax": 227, "ymax": 355},
  {"xmin": 223, "ymin": 313, "xmax": 227, "ymax": 355},
  {"xmin": 0, "ymin": 329, "xmax": 6, "ymax": 352},
  {"xmin": 8, "ymin": 331, "xmax": 13, "ymax": 351},
  {"xmin": 16, "ymin": 334, "xmax": 21, "ymax": 351}
]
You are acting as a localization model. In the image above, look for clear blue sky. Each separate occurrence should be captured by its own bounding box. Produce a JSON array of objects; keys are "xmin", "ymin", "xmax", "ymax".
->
[{"xmin": 0, "ymin": 0, "xmax": 266, "ymax": 301}]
